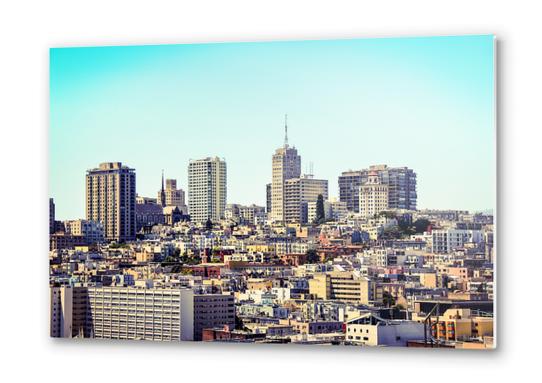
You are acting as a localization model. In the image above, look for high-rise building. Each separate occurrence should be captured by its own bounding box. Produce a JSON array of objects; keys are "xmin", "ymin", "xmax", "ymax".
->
[
  {"xmin": 359, "ymin": 171, "xmax": 389, "ymax": 218},
  {"xmin": 86, "ymin": 162, "xmax": 136, "ymax": 242},
  {"xmin": 188, "ymin": 157, "xmax": 227, "ymax": 223},
  {"xmin": 49, "ymin": 198, "xmax": 55, "ymax": 234},
  {"xmin": 266, "ymin": 183, "xmax": 272, "ymax": 214},
  {"xmin": 338, "ymin": 165, "xmax": 417, "ymax": 212},
  {"xmin": 284, "ymin": 175, "xmax": 328, "ymax": 224},
  {"xmin": 157, "ymin": 175, "xmax": 187, "ymax": 213},
  {"xmin": 270, "ymin": 116, "xmax": 301, "ymax": 222}
]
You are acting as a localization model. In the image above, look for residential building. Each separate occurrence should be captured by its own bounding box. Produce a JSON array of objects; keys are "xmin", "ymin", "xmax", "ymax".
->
[
  {"xmin": 86, "ymin": 286, "xmax": 194, "ymax": 341},
  {"xmin": 49, "ymin": 198, "xmax": 55, "ymax": 234},
  {"xmin": 64, "ymin": 219, "xmax": 104, "ymax": 244},
  {"xmin": 339, "ymin": 165, "xmax": 417, "ymax": 212},
  {"xmin": 359, "ymin": 171, "xmax": 389, "ymax": 218},
  {"xmin": 284, "ymin": 175, "xmax": 328, "ymax": 224},
  {"xmin": 346, "ymin": 313, "xmax": 425, "ymax": 346},
  {"xmin": 86, "ymin": 162, "xmax": 136, "ymax": 242},
  {"xmin": 309, "ymin": 271, "xmax": 377, "ymax": 304},
  {"xmin": 432, "ymin": 229, "xmax": 484, "ymax": 253},
  {"xmin": 188, "ymin": 157, "xmax": 227, "ymax": 223},
  {"xmin": 193, "ymin": 294, "xmax": 235, "ymax": 341}
]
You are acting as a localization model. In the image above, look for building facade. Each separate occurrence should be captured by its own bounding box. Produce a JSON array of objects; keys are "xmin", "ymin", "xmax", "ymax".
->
[
  {"xmin": 359, "ymin": 171, "xmax": 389, "ymax": 218},
  {"xmin": 188, "ymin": 157, "xmax": 227, "ymax": 223},
  {"xmin": 339, "ymin": 165, "xmax": 417, "ymax": 213},
  {"xmin": 270, "ymin": 123, "xmax": 301, "ymax": 222},
  {"xmin": 284, "ymin": 175, "xmax": 328, "ymax": 224},
  {"xmin": 158, "ymin": 178, "xmax": 187, "ymax": 214},
  {"xmin": 193, "ymin": 294, "xmax": 235, "ymax": 341},
  {"xmin": 86, "ymin": 162, "xmax": 136, "ymax": 242},
  {"xmin": 86, "ymin": 286, "xmax": 194, "ymax": 341}
]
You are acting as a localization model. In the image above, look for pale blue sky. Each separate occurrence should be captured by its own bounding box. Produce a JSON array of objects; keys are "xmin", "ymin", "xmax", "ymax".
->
[{"xmin": 50, "ymin": 35, "xmax": 495, "ymax": 220}]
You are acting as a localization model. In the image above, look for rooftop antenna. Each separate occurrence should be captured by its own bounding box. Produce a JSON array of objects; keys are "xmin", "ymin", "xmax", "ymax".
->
[{"xmin": 284, "ymin": 114, "xmax": 288, "ymax": 147}]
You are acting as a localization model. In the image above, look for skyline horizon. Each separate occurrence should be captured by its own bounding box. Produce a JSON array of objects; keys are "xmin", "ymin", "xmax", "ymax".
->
[{"xmin": 50, "ymin": 35, "xmax": 495, "ymax": 220}]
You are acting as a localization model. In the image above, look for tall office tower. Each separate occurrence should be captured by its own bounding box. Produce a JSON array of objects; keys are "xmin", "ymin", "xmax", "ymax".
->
[
  {"xmin": 49, "ymin": 198, "xmax": 55, "ymax": 234},
  {"xmin": 284, "ymin": 175, "xmax": 328, "ymax": 224},
  {"xmin": 157, "ymin": 177, "xmax": 187, "ymax": 213},
  {"xmin": 86, "ymin": 162, "xmax": 136, "ymax": 242},
  {"xmin": 266, "ymin": 183, "xmax": 272, "ymax": 213},
  {"xmin": 339, "ymin": 165, "xmax": 417, "ymax": 212},
  {"xmin": 270, "ymin": 116, "xmax": 301, "ymax": 222},
  {"xmin": 359, "ymin": 171, "xmax": 389, "ymax": 218},
  {"xmin": 188, "ymin": 157, "xmax": 227, "ymax": 223}
]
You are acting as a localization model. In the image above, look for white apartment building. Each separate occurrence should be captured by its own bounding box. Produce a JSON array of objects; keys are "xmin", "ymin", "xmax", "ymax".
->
[
  {"xmin": 359, "ymin": 171, "xmax": 389, "ymax": 218},
  {"xmin": 188, "ymin": 157, "xmax": 227, "ymax": 223},
  {"xmin": 431, "ymin": 229, "xmax": 484, "ymax": 253},
  {"xmin": 346, "ymin": 314, "xmax": 425, "ymax": 346},
  {"xmin": 87, "ymin": 286, "xmax": 194, "ymax": 341}
]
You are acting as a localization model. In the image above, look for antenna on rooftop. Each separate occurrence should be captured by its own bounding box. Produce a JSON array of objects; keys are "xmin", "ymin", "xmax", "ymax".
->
[{"xmin": 284, "ymin": 114, "xmax": 288, "ymax": 147}]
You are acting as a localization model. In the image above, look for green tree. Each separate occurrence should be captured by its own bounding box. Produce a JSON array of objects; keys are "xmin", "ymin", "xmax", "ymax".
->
[
  {"xmin": 306, "ymin": 249, "xmax": 320, "ymax": 264},
  {"xmin": 315, "ymin": 194, "xmax": 325, "ymax": 224},
  {"xmin": 382, "ymin": 291, "xmax": 396, "ymax": 308},
  {"xmin": 413, "ymin": 218, "xmax": 431, "ymax": 233},
  {"xmin": 205, "ymin": 218, "xmax": 213, "ymax": 230}
]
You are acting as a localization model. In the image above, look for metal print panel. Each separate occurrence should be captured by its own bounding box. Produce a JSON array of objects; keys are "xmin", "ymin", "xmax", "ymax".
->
[{"xmin": 49, "ymin": 35, "xmax": 496, "ymax": 348}]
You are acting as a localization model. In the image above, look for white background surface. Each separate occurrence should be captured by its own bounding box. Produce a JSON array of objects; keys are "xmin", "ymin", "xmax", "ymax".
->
[{"xmin": 0, "ymin": 0, "xmax": 539, "ymax": 381}]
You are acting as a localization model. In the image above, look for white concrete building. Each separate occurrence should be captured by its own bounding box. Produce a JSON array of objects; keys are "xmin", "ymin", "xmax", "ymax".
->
[
  {"xmin": 431, "ymin": 229, "xmax": 484, "ymax": 253},
  {"xmin": 359, "ymin": 171, "xmax": 389, "ymax": 218},
  {"xmin": 188, "ymin": 157, "xmax": 227, "ymax": 223},
  {"xmin": 346, "ymin": 313, "xmax": 425, "ymax": 346}
]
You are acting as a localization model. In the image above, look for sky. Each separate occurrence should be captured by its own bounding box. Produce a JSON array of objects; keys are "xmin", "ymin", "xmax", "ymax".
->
[{"xmin": 50, "ymin": 35, "xmax": 495, "ymax": 220}]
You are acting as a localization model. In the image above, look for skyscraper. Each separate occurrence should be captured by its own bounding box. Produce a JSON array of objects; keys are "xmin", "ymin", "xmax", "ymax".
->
[
  {"xmin": 49, "ymin": 198, "xmax": 55, "ymax": 234},
  {"xmin": 188, "ymin": 157, "xmax": 227, "ymax": 223},
  {"xmin": 270, "ymin": 116, "xmax": 301, "ymax": 222},
  {"xmin": 338, "ymin": 165, "xmax": 417, "ymax": 212},
  {"xmin": 86, "ymin": 162, "xmax": 136, "ymax": 242}
]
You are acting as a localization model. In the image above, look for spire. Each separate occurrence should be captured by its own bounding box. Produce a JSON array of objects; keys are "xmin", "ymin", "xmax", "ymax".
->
[
  {"xmin": 284, "ymin": 114, "xmax": 289, "ymax": 147},
  {"xmin": 160, "ymin": 169, "xmax": 166, "ymax": 207}
]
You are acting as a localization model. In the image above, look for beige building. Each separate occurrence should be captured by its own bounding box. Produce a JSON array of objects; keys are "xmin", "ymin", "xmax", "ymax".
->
[
  {"xmin": 188, "ymin": 157, "xmax": 227, "ymax": 223},
  {"xmin": 86, "ymin": 162, "xmax": 136, "ymax": 242},
  {"xmin": 158, "ymin": 178, "xmax": 187, "ymax": 213},
  {"xmin": 284, "ymin": 175, "xmax": 328, "ymax": 224},
  {"xmin": 270, "ymin": 120, "xmax": 301, "ymax": 222},
  {"xmin": 309, "ymin": 271, "xmax": 376, "ymax": 304},
  {"xmin": 359, "ymin": 171, "xmax": 389, "ymax": 218}
]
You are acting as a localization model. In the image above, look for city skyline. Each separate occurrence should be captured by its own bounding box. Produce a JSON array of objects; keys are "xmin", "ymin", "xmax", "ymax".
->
[{"xmin": 50, "ymin": 35, "xmax": 495, "ymax": 220}]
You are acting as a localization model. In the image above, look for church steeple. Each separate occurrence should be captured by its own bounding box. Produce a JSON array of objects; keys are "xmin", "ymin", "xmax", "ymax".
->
[{"xmin": 160, "ymin": 169, "xmax": 166, "ymax": 207}]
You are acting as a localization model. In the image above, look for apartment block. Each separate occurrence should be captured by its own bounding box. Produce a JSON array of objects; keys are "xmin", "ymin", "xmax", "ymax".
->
[
  {"xmin": 188, "ymin": 157, "xmax": 227, "ymax": 223},
  {"xmin": 86, "ymin": 162, "xmax": 136, "ymax": 242},
  {"xmin": 339, "ymin": 165, "xmax": 417, "ymax": 212},
  {"xmin": 193, "ymin": 294, "xmax": 235, "ymax": 341}
]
